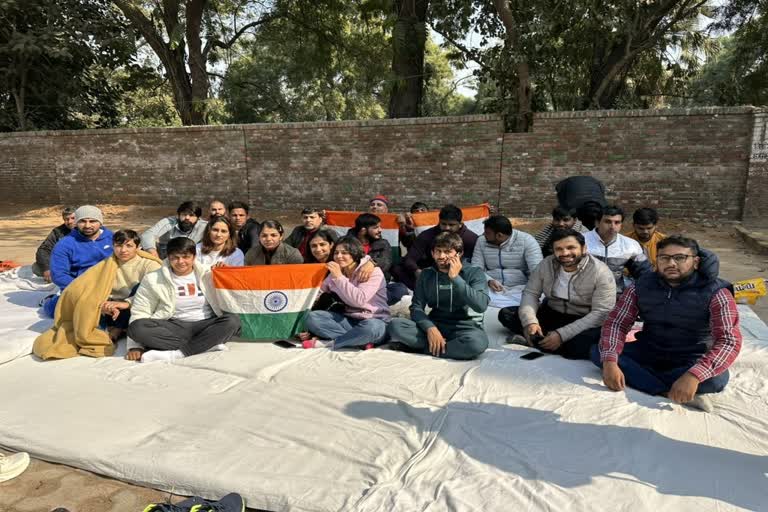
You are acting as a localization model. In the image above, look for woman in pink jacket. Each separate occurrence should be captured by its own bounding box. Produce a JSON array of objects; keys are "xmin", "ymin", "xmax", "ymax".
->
[{"xmin": 302, "ymin": 236, "xmax": 390, "ymax": 349}]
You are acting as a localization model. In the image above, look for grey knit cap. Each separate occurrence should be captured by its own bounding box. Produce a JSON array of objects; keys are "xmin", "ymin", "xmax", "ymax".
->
[{"xmin": 74, "ymin": 205, "xmax": 104, "ymax": 224}]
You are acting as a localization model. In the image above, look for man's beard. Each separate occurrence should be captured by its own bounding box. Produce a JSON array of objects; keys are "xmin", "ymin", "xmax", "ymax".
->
[
  {"xmin": 557, "ymin": 253, "xmax": 584, "ymax": 268},
  {"xmin": 179, "ymin": 220, "xmax": 195, "ymax": 232}
]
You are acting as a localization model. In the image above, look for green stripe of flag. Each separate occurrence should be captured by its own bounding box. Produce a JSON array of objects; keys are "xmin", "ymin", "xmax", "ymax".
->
[{"xmin": 238, "ymin": 311, "xmax": 308, "ymax": 340}]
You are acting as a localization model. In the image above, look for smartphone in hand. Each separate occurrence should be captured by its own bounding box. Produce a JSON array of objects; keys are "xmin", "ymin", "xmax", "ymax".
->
[
  {"xmin": 273, "ymin": 340, "xmax": 297, "ymax": 349},
  {"xmin": 520, "ymin": 351, "xmax": 546, "ymax": 360}
]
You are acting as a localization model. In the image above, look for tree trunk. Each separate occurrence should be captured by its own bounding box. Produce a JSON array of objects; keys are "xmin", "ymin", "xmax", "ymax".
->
[
  {"xmin": 12, "ymin": 67, "xmax": 27, "ymax": 131},
  {"xmin": 388, "ymin": 0, "xmax": 429, "ymax": 118},
  {"xmin": 491, "ymin": 0, "xmax": 532, "ymax": 132}
]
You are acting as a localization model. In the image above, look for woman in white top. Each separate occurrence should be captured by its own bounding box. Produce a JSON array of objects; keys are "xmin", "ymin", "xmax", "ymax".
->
[{"xmin": 195, "ymin": 215, "xmax": 244, "ymax": 269}]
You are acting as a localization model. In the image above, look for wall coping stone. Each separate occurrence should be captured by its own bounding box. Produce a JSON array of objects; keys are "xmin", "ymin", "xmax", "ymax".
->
[
  {"xmin": 535, "ymin": 106, "xmax": 763, "ymax": 120},
  {"xmin": 0, "ymin": 114, "xmax": 504, "ymax": 139}
]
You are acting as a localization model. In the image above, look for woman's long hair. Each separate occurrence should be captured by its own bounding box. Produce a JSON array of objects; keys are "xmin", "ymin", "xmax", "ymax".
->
[{"xmin": 201, "ymin": 215, "xmax": 238, "ymax": 257}]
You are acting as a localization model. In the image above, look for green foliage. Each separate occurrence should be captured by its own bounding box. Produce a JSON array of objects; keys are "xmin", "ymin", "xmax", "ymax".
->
[{"xmin": 0, "ymin": 0, "xmax": 134, "ymax": 131}]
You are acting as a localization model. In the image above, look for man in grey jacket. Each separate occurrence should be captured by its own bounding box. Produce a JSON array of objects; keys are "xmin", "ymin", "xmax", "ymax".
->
[
  {"xmin": 498, "ymin": 228, "xmax": 616, "ymax": 360},
  {"xmin": 471, "ymin": 215, "xmax": 542, "ymax": 307},
  {"xmin": 140, "ymin": 201, "xmax": 207, "ymax": 259}
]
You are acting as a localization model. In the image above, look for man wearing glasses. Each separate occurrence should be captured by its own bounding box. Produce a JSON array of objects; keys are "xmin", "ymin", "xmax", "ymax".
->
[{"xmin": 591, "ymin": 235, "xmax": 742, "ymax": 412}]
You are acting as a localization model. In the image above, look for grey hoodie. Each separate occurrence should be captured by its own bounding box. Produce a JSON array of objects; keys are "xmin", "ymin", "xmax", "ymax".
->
[{"xmin": 518, "ymin": 253, "xmax": 616, "ymax": 342}]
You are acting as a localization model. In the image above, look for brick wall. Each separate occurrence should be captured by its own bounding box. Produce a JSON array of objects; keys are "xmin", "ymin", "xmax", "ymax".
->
[
  {"xmin": 0, "ymin": 108, "xmax": 764, "ymax": 221},
  {"xmin": 500, "ymin": 108, "xmax": 755, "ymax": 220}
]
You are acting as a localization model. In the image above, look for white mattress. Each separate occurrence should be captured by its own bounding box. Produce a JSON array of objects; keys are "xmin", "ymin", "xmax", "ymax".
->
[{"xmin": 1, "ymin": 275, "xmax": 767, "ymax": 511}]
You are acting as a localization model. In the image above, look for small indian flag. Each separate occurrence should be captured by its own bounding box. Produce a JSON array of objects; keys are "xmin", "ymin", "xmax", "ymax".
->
[
  {"xmin": 212, "ymin": 264, "xmax": 327, "ymax": 340},
  {"xmin": 412, "ymin": 204, "xmax": 491, "ymax": 236},
  {"xmin": 324, "ymin": 211, "xmax": 401, "ymax": 262}
]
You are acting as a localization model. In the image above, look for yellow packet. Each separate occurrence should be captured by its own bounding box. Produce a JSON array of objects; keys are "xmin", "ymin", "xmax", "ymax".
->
[{"xmin": 733, "ymin": 278, "xmax": 767, "ymax": 305}]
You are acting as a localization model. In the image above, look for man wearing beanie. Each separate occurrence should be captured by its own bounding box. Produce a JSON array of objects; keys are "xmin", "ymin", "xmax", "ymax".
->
[
  {"xmin": 368, "ymin": 195, "xmax": 390, "ymax": 214},
  {"xmin": 43, "ymin": 205, "xmax": 114, "ymax": 317}
]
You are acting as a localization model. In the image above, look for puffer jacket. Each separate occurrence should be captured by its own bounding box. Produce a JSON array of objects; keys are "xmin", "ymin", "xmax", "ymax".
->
[{"xmin": 470, "ymin": 230, "xmax": 543, "ymax": 287}]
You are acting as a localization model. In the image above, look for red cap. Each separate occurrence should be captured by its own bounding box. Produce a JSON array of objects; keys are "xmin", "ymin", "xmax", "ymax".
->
[{"xmin": 369, "ymin": 195, "xmax": 389, "ymax": 205}]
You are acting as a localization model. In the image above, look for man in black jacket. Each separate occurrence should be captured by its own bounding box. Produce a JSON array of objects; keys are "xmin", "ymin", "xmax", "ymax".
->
[
  {"xmin": 350, "ymin": 213, "xmax": 409, "ymax": 305},
  {"xmin": 33, "ymin": 206, "xmax": 76, "ymax": 282},
  {"xmin": 228, "ymin": 201, "xmax": 260, "ymax": 253}
]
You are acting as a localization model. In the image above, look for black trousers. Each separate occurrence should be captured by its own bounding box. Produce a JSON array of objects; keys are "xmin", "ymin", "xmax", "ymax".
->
[
  {"xmin": 498, "ymin": 304, "xmax": 600, "ymax": 360},
  {"xmin": 128, "ymin": 314, "xmax": 241, "ymax": 356}
]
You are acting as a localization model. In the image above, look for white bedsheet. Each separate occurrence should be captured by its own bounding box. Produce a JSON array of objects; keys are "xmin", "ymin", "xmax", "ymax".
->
[{"xmin": 1, "ymin": 281, "xmax": 766, "ymax": 511}]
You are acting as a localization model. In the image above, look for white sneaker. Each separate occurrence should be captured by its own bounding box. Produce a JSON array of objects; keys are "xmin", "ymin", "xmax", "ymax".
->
[
  {"xmin": 206, "ymin": 344, "xmax": 229, "ymax": 353},
  {"xmin": 0, "ymin": 452, "xmax": 30, "ymax": 482},
  {"xmin": 686, "ymin": 395, "xmax": 714, "ymax": 413}
]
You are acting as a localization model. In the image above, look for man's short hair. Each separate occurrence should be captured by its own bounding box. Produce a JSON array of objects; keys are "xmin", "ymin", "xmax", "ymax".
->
[
  {"xmin": 301, "ymin": 207, "xmax": 323, "ymax": 216},
  {"xmin": 550, "ymin": 228, "xmax": 585, "ymax": 247},
  {"xmin": 432, "ymin": 231, "xmax": 464, "ymax": 253},
  {"xmin": 657, "ymin": 235, "xmax": 699, "ymax": 256},
  {"xmin": 62, "ymin": 207, "xmax": 76, "ymax": 218},
  {"xmin": 113, "ymin": 229, "xmax": 141, "ymax": 247},
  {"xmin": 410, "ymin": 202, "xmax": 429, "ymax": 212},
  {"xmin": 597, "ymin": 205, "xmax": 624, "ymax": 221},
  {"xmin": 552, "ymin": 206, "xmax": 576, "ymax": 220},
  {"xmin": 483, "ymin": 215, "xmax": 513, "ymax": 236},
  {"xmin": 166, "ymin": 236, "xmax": 197, "ymax": 257},
  {"xmin": 633, "ymin": 207, "xmax": 659, "ymax": 225},
  {"xmin": 228, "ymin": 201, "xmax": 249, "ymax": 213},
  {"xmin": 177, "ymin": 201, "xmax": 202, "ymax": 217},
  {"xmin": 334, "ymin": 236, "xmax": 366, "ymax": 264},
  {"xmin": 354, "ymin": 213, "xmax": 381, "ymax": 231},
  {"xmin": 439, "ymin": 204, "xmax": 462, "ymax": 223}
]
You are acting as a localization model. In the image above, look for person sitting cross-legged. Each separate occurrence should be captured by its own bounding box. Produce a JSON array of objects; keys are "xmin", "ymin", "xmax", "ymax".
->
[
  {"xmin": 32, "ymin": 206, "xmax": 76, "ymax": 282},
  {"xmin": 388, "ymin": 232, "xmax": 490, "ymax": 360},
  {"xmin": 349, "ymin": 213, "xmax": 409, "ymax": 305},
  {"xmin": 126, "ymin": 237, "xmax": 241, "ymax": 363},
  {"xmin": 591, "ymin": 235, "xmax": 742, "ymax": 412},
  {"xmin": 33, "ymin": 230, "xmax": 162, "ymax": 360},
  {"xmin": 498, "ymin": 229, "xmax": 617, "ymax": 360},
  {"xmin": 471, "ymin": 214, "xmax": 542, "ymax": 307},
  {"xmin": 140, "ymin": 201, "xmax": 207, "ymax": 259},
  {"xmin": 302, "ymin": 236, "xmax": 390, "ymax": 349}
]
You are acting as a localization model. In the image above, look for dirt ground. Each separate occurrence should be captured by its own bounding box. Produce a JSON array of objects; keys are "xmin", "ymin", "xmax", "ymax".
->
[{"xmin": 1, "ymin": 205, "xmax": 767, "ymax": 512}]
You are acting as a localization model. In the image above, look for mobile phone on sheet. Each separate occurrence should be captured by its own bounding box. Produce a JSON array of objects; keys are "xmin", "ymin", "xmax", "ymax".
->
[
  {"xmin": 273, "ymin": 340, "xmax": 297, "ymax": 349},
  {"xmin": 520, "ymin": 351, "xmax": 546, "ymax": 360}
]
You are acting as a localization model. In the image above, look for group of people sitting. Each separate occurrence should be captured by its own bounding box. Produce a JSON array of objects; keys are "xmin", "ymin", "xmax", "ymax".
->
[{"xmin": 29, "ymin": 175, "xmax": 742, "ymax": 411}]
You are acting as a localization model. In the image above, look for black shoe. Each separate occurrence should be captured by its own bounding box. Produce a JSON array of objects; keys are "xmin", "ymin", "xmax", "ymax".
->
[
  {"xmin": 188, "ymin": 493, "xmax": 245, "ymax": 512},
  {"xmin": 388, "ymin": 342, "xmax": 421, "ymax": 354}
]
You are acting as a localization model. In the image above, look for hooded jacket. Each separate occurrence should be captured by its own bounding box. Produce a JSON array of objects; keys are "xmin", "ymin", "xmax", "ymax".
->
[
  {"xmin": 584, "ymin": 229, "xmax": 651, "ymax": 294},
  {"xmin": 411, "ymin": 264, "xmax": 490, "ymax": 331},
  {"xmin": 320, "ymin": 256, "xmax": 389, "ymax": 320},
  {"xmin": 50, "ymin": 228, "xmax": 114, "ymax": 289},
  {"xmin": 519, "ymin": 253, "xmax": 616, "ymax": 342},
  {"xmin": 471, "ymin": 230, "xmax": 543, "ymax": 287}
]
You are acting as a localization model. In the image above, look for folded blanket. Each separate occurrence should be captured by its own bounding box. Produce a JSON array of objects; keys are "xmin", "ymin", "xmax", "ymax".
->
[{"xmin": 33, "ymin": 251, "xmax": 161, "ymax": 360}]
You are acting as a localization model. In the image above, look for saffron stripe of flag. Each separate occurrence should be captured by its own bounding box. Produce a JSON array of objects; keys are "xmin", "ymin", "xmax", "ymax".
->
[
  {"xmin": 324, "ymin": 211, "xmax": 401, "ymax": 262},
  {"xmin": 411, "ymin": 204, "xmax": 491, "ymax": 236},
  {"xmin": 212, "ymin": 264, "xmax": 327, "ymax": 340}
]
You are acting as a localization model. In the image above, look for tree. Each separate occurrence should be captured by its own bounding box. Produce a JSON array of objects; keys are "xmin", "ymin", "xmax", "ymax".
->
[
  {"xmin": 112, "ymin": 0, "xmax": 276, "ymax": 125},
  {"xmin": 0, "ymin": 0, "xmax": 132, "ymax": 131},
  {"xmin": 222, "ymin": 2, "xmax": 390, "ymax": 122},
  {"xmin": 387, "ymin": 0, "xmax": 430, "ymax": 118}
]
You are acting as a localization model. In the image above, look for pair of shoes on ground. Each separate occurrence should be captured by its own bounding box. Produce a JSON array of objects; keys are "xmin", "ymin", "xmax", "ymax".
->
[
  {"xmin": 0, "ymin": 451, "xmax": 30, "ymax": 482},
  {"xmin": 144, "ymin": 492, "xmax": 244, "ymax": 512}
]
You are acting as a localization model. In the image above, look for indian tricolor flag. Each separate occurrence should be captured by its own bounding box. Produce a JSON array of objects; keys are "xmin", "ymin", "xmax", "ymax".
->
[
  {"xmin": 212, "ymin": 264, "xmax": 327, "ymax": 340},
  {"xmin": 412, "ymin": 204, "xmax": 491, "ymax": 236},
  {"xmin": 325, "ymin": 211, "xmax": 401, "ymax": 262}
]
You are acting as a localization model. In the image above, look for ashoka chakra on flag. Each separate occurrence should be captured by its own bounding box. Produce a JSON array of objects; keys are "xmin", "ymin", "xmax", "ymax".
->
[{"xmin": 212, "ymin": 264, "xmax": 327, "ymax": 340}]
